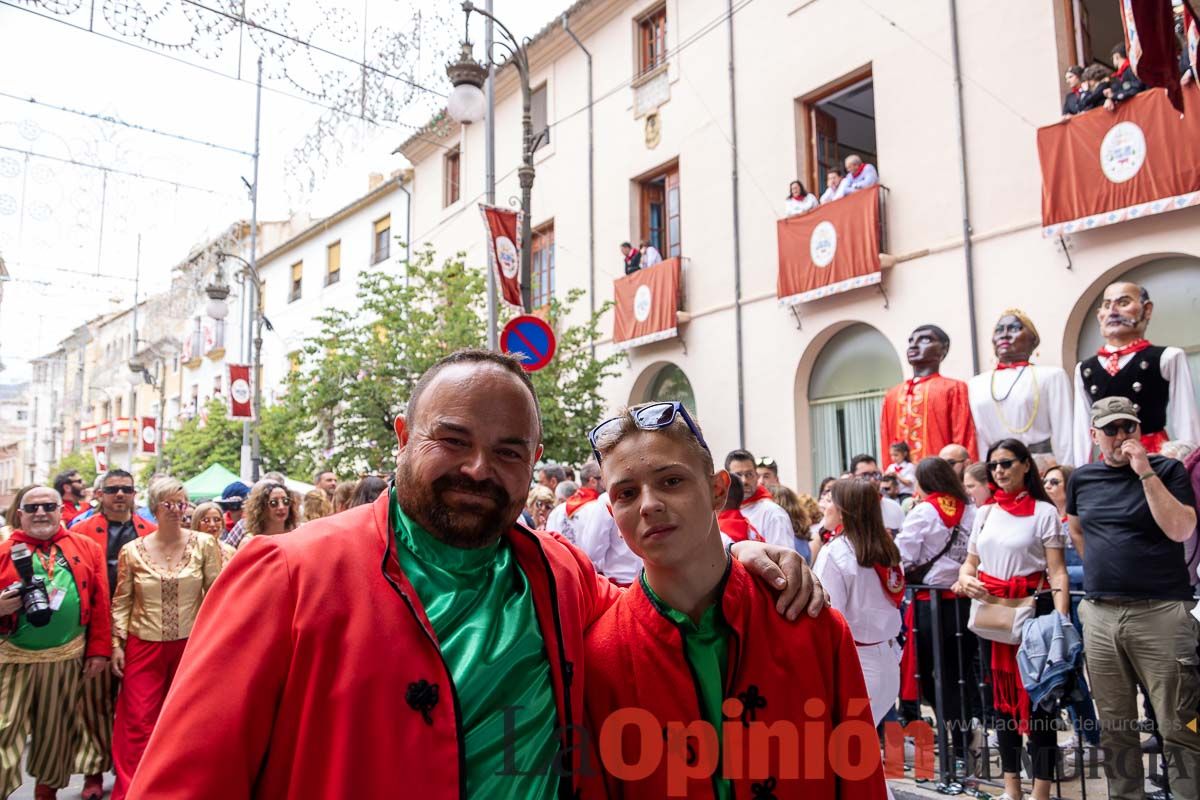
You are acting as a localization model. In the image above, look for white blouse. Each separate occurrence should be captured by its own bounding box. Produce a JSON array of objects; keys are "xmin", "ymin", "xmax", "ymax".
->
[
  {"xmin": 967, "ymin": 500, "xmax": 1064, "ymax": 580},
  {"xmin": 812, "ymin": 535, "xmax": 902, "ymax": 645},
  {"xmin": 785, "ymin": 194, "xmax": 818, "ymax": 216},
  {"xmin": 895, "ymin": 502, "xmax": 976, "ymax": 589}
]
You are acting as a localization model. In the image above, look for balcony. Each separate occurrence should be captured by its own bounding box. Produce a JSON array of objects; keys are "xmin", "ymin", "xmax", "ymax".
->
[
  {"xmin": 1038, "ymin": 90, "xmax": 1200, "ymax": 237},
  {"xmin": 81, "ymin": 418, "xmax": 133, "ymax": 444},
  {"xmin": 776, "ymin": 185, "xmax": 889, "ymax": 306},
  {"xmin": 612, "ymin": 257, "xmax": 687, "ymax": 350}
]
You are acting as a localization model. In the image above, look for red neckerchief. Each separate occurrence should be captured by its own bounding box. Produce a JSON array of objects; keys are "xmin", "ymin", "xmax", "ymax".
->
[
  {"xmin": 995, "ymin": 360, "xmax": 1031, "ymax": 370},
  {"xmin": 923, "ymin": 493, "xmax": 965, "ymax": 528},
  {"xmin": 1113, "ymin": 60, "xmax": 1132, "ymax": 79},
  {"xmin": 717, "ymin": 509, "xmax": 761, "ymax": 543},
  {"xmin": 565, "ymin": 486, "xmax": 600, "ymax": 518},
  {"xmin": 1098, "ymin": 338, "xmax": 1150, "ymax": 376},
  {"xmin": 873, "ymin": 564, "xmax": 906, "ymax": 608},
  {"xmin": 992, "ymin": 489, "xmax": 1036, "ymax": 517},
  {"xmin": 9, "ymin": 526, "xmax": 68, "ymax": 555},
  {"xmin": 904, "ymin": 373, "xmax": 938, "ymax": 396},
  {"xmin": 624, "ymin": 248, "xmax": 640, "ymax": 265},
  {"xmin": 740, "ymin": 484, "xmax": 773, "ymax": 507},
  {"xmin": 1060, "ymin": 514, "xmax": 1068, "ymax": 524},
  {"xmin": 851, "ymin": 163, "xmax": 866, "ymax": 178}
]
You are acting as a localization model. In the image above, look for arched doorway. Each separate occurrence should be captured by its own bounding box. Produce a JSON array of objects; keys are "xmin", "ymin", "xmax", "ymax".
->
[
  {"xmin": 641, "ymin": 363, "xmax": 698, "ymax": 413},
  {"xmin": 808, "ymin": 324, "xmax": 902, "ymax": 484},
  {"xmin": 1074, "ymin": 256, "xmax": 1200, "ymax": 410}
]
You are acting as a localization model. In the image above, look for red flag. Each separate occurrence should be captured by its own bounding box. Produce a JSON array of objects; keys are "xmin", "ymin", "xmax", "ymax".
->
[
  {"xmin": 479, "ymin": 204, "xmax": 524, "ymax": 311},
  {"xmin": 777, "ymin": 185, "xmax": 882, "ymax": 304},
  {"xmin": 1121, "ymin": 0, "xmax": 1184, "ymax": 112},
  {"xmin": 228, "ymin": 364, "xmax": 254, "ymax": 420},
  {"xmin": 140, "ymin": 416, "xmax": 158, "ymax": 454},
  {"xmin": 612, "ymin": 258, "xmax": 681, "ymax": 348},
  {"xmin": 93, "ymin": 444, "xmax": 108, "ymax": 474}
]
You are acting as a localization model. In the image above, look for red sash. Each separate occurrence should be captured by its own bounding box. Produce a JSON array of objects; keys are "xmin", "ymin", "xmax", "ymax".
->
[
  {"xmin": 565, "ymin": 487, "xmax": 600, "ymax": 518},
  {"xmin": 978, "ymin": 570, "xmax": 1045, "ymax": 733},
  {"xmin": 717, "ymin": 509, "xmax": 761, "ymax": 543},
  {"xmin": 899, "ymin": 588, "xmax": 958, "ymax": 701}
]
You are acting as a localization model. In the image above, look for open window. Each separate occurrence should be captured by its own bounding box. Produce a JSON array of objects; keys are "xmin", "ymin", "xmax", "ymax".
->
[
  {"xmin": 638, "ymin": 5, "xmax": 667, "ymax": 76},
  {"xmin": 531, "ymin": 221, "xmax": 555, "ymax": 308},
  {"xmin": 1064, "ymin": 0, "xmax": 1123, "ymax": 68},
  {"xmin": 638, "ymin": 163, "xmax": 680, "ymax": 259},
  {"xmin": 802, "ymin": 72, "xmax": 876, "ymax": 199}
]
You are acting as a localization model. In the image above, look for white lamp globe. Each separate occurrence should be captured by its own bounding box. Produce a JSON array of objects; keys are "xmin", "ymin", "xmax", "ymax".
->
[
  {"xmin": 206, "ymin": 297, "xmax": 229, "ymax": 320},
  {"xmin": 447, "ymin": 82, "xmax": 487, "ymax": 124}
]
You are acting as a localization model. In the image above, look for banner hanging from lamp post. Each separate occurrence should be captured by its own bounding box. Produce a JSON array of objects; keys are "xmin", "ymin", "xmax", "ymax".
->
[
  {"xmin": 93, "ymin": 444, "xmax": 108, "ymax": 474},
  {"xmin": 140, "ymin": 417, "xmax": 157, "ymax": 454},
  {"xmin": 479, "ymin": 204, "xmax": 525, "ymax": 311},
  {"xmin": 228, "ymin": 364, "xmax": 254, "ymax": 420}
]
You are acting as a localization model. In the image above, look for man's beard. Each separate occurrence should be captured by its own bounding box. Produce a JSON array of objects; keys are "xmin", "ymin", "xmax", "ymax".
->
[{"xmin": 395, "ymin": 460, "xmax": 517, "ymax": 549}]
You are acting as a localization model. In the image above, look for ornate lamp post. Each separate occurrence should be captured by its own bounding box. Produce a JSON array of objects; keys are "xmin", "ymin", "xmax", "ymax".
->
[{"xmin": 445, "ymin": 1, "xmax": 546, "ymax": 311}]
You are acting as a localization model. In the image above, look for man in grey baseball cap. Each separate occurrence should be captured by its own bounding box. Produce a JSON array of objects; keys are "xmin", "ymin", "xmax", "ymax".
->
[{"xmin": 1067, "ymin": 396, "xmax": 1199, "ymax": 799}]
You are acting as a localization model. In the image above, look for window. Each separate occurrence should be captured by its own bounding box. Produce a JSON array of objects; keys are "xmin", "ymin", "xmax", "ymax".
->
[
  {"xmin": 373, "ymin": 216, "xmax": 391, "ymax": 263},
  {"xmin": 638, "ymin": 6, "xmax": 667, "ymax": 75},
  {"xmin": 531, "ymin": 85, "xmax": 550, "ymax": 152},
  {"xmin": 289, "ymin": 261, "xmax": 303, "ymax": 302},
  {"xmin": 190, "ymin": 317, "xmax": 203, "ymax": 359},
  {"xmin": 213, "ymin": 374, "xmax": 223, "ymax": 397},
  {"xmin": 326, "ymin": 241, "xmax": 341, "ymax": 286},
  {"xmin": 531, "ymin": 222, "xmax": 555, "ymax": 308},
  {"xmin": 212, "ymin": 318, "xmax": 225, "ymax": 350},
  {"xmin": 1065, "ymin": 0, "xmax": 1123, "ymax": 70},
  {"xmin": 802, "ymin": 73, "xmax": 875, "ymax": 199},
  {"xmin": 638, "ymin": 164, "xmax": 681, "ymax": 258},
  {"xmin": 114, "ymin": 396, "xmax": 123, "ymax": 420},
  {"xmin": 443, "ymin": 147, "xmax": 461, "ymax": 207},
  {"xmin": 189, "ymin": 385, "xmax": 199, "ymax": 415}
]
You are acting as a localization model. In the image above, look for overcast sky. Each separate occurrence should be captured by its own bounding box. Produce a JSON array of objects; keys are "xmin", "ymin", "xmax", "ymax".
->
[{"xmin": 0, "ymin": 0, "xmax": 573, "ymax": 383}]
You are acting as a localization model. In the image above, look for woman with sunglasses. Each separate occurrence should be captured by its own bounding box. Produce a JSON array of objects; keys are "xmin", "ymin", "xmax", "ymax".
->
[
  {"xmin": 582, "ymin": 403, "xmax": 885, "ymax": 797},
  {"xmin": 953, "ymin": 439, "xmax": 1070, "ymax": 800},
  {"xmin": 109, "ymin": 477, "xmax": 223, "ymax": 800},
  {"xmin": 525, "ymin": 485, "xmax": 555, "ymax": 530},
  {"xmin": 237, "ymin": 481, "xmax": 298, "ymax": 549},
  {"xmin": 190, "ymin": 501, "xmax": 237, "ymax": 563}
]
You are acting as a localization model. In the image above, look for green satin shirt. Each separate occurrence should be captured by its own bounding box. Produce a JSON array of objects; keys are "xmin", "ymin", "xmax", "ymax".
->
[{"xmin": 391, "ymin": 490, "xmax": 559, "ymax": 798}]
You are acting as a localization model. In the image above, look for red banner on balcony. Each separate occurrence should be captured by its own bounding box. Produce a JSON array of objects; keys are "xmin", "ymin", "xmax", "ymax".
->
[
  {"xmin": 479, "ymin": 204, "xmax": 524, "ymax": 311},
  {"xmin": 776, "ymin": 185, "xmax": 881, "ymax": 305},
  {"xmin": 140, "ymin": 416, "xmax": 157, "ymax": 454},
  {"xmin": 228, "ymin": 363, "xmax": 253, "ymax": 420},
  {"xmin": 1038, "ymin": 90, "xmax": 1200, "ymax": 236},
  {"xmin": 613, "ymin": 258, "xmax": 681, "ymax": 349}
]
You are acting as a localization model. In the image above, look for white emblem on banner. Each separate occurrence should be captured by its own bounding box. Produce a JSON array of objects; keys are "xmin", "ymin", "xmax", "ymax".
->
[
  {"xmin": 231, "ymin": 378, "xmax": 251, "ymax": 404},
  {"xmin": 810, "ymin": 221, "xmax": 838, "ymax": 267},
  {"xmin": 141, "ymin": 426, "xmax": 155, "ymax": 445},
  {"xmin": 1100, "ymin": 122, "xmax": 1146, "ymax": 183},
  {"xmin": 633, "ymin": 285, "xmax": 653, "ymax": 322},
  {"xmin": 496, "ymin": 236, "xmax": 519, "ymax": 279}
]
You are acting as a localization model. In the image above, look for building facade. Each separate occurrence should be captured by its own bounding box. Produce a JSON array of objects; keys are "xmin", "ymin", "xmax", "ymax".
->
[
  {"xmin": 399, "ymin": 0, "xmax": 1200, "ymax": 491},
  {"xmin": 0, "ymin": 382, "xmax": 29, "ymax": 510}
]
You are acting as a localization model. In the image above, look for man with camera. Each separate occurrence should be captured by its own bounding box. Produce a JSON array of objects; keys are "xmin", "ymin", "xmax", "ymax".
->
[
  {"xmin": 70, "ymin": 469, "xmax": 155, "ymax": 798},
  {"xmin": 0, "ymin": 486, "xmax": 111, "ymax": 799}
]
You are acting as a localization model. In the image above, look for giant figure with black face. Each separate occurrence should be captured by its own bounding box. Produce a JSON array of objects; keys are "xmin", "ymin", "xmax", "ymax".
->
[
  {"xmin": 1072, "ymin": 282, "xmax": 1200, "ymax": 461},
  {"xmin": 968, "ymin": 309, "xmax": 1075, "ymax": 465},
  {"xmin": 880, "ymin": 325, "xmax": 977, "ymax": 470}
]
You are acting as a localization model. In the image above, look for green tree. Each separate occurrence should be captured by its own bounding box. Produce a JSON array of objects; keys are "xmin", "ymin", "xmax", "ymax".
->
[
  {"xmin": 152, "ymin": 399, "xmax": 242, "ymax": 482},
  {"xmin": 281, "ymin": 246, "xmax": 619, "ymax": 473},
  {"xmin": 47, "ymin": 450, "xmax": 98, "ymax": 487}
]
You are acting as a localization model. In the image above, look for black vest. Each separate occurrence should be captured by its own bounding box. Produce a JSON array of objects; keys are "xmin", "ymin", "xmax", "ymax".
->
[{"xmin": 1080, "ymin": 345, "xmax": 1168, "ymax": 433}]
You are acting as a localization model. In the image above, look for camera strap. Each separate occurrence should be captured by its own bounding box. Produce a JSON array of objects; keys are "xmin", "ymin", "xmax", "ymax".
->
[{"xmin": 34, "ymin": 547, "xmax": 58, "ymax": 580}]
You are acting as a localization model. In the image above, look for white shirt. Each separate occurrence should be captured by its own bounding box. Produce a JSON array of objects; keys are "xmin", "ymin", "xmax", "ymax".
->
[
  {"xmin": 885, "ymin": 460, "xmax": 917, "ymax": 493},
  {"xmin": 968, "ymin": 501, "xmax": 1064, "ymax": 580},
  {"xmin": 1072, "ymin": 346, "xmax": 1200, "ymax": 463},
  {"xmin": 784, "ymin": 194, "xmax": 818, "ymax": 216},
  {"xmin": 837, "ymin": 163, "xmax": 879, "ymax": 197},
  {"xmin": 740, "ymin": 497, "xmax": 794, "ymax": 548},
  {"xmin": 641, "ymin": 245, "xmax": 663, "ymax": 267},
  {"xmin": 813, "ymin": 536, "xmax": 903, "ymax": 645},
  {"xmin": 575, "ymin": 493, "xmax": 642, "ymax": 585},
  {"xmin": 969, "ymin": 365, "xmax": 1075, "ymax": 466},
  {"xmin": 895, "ymin": 502, "xmax": 976, "ymax": 589},
  {"xmin": 819, "ymin": 185, "xmax": 841, "ymax": 204},
  {"xmin": 880, "ymin": 496, "xmax": 906, "ymax": 532},
  {"xmin": 545, "ymin": 503, "xmax": 572, "ymax": 543}
]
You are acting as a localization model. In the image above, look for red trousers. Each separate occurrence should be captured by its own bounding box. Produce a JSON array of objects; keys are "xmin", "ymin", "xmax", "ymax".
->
[{"xmin": 112, "ymin": 636, "xmax": 188, "ymax": 800}]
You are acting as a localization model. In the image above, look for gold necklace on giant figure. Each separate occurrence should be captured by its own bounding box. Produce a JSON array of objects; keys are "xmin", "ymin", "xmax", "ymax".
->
[{"xmin": 990, "ymin": 365, "xmax": 1039, "ymax": 434}]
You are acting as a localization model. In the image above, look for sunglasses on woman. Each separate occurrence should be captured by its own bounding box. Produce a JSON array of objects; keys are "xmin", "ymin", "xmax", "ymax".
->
[
  {"xmin": 268, "ymin": 497, "xmax": 292, "ymax": 508},
  {"xmin": 1098, "ymin": 420, "xmax": 1138, "ymax": 436},
  {"xmin": 1043, "ymin": 478, "xmax": 1062, "ymax": 488},
  {"xmin": 159, "ymin": 501, "xmax": 189, "ymax": 512},
  {"xmin": 986, "ymin": 458, "xmax": 1022, "ymax": 471},
  {"xmin": 589, "ymin": 401, "xmax": 709, "ymax": 465}
]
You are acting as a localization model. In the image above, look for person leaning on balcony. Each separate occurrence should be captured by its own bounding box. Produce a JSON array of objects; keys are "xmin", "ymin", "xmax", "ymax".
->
[
  {"xmin": 819, "ymin": 168, "xmax": 843, "ymax": 204},
  {"xmin": 638, "ymin": 239, "xmax": 662, "ymax": 267},
  {"xmin": 619, "ymin": 241, "xmax": 641, "ymax": 274},
  {"xmin": 836, "ymin": 154, "xmax": 879, "ymax": 198},
  {"xmin": 1067, "ymin": 397, "xmax": 1200, "ymax": 800},
  {"xmin": 954, "ymin": 439, "xmax": 1070, "ymax": 800},
  {"xmin": 1077, "ymin": 63, "xmax": 1111, "ymax": 112},
  {"xmin": 785, "ymin": 179, "xmax": 818, "ymax": 216},
  {"xmin": 1062, "ymin": 65, "xmax": 1085, "ymax": 115},
  {"xmin": 1104, "ymin": 43, "xmax": 1146, "ymax": 111}
]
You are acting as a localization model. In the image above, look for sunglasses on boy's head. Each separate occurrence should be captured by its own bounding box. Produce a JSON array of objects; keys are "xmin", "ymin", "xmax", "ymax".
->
[
  {"xmin": 589, "ymin": 401, "xmax": 710, "ymax": 466},
  {"xmin": 102, "ymin": 486, "xmax": 136, "ymax": 495},
  {"xmin": 1097, "ymin": 420, "xmax": 1138, "ymax": 437},
  {"xmin": 21, "ymin": 502, "xmax": 60, "ymax": 514}
]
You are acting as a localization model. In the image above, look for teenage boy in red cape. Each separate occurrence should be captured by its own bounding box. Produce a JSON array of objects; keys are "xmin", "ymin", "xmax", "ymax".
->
[
  {"xmin": 128, "ymin": 351, "xmax": 824, "ymax": 799},
  {"xmin": 582, "ymin": 403, "xmax": 885, "ymax": 798}
]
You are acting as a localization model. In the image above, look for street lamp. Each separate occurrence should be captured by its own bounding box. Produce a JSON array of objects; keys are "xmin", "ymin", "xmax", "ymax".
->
[
  {"xmin": 209, "ymin": 252, "xmax": 266, "ymax": 482},
  {"xmin": 446, "ymin": 0, "xmax": 542, "ymax": 311}
]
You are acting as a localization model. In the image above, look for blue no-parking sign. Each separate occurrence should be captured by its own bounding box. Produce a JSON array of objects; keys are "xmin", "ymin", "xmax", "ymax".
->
[{"xmin": 501, "ymin": 315, "xmax": 556, "ymax": 372}]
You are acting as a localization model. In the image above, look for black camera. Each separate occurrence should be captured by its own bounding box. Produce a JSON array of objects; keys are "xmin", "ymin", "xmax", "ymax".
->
[{"xmin": 7, "ymin": 543, "xmax": 53, "ymax": 627}]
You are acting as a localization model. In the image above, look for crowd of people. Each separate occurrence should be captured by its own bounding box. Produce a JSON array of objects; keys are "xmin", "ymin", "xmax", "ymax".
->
[
  {"xmin": 785, "ymin": 152, "xmax": 881, "ymax": 219},
  {"xmin": 1061, "ymin": 35, "xmax": 1197, "ymax": 118}
]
